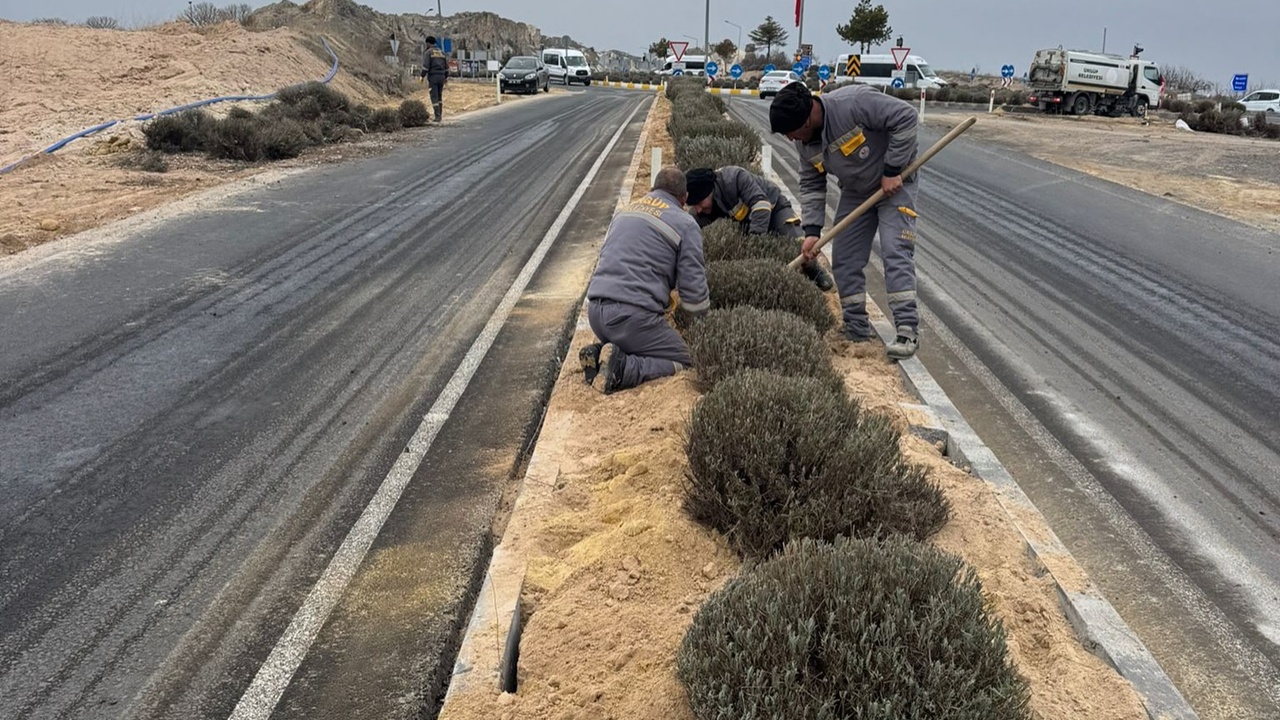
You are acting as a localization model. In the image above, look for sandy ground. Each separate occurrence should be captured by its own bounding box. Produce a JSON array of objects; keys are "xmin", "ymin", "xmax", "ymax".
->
[
  {"xmin": 0, "ymin": 81, "xmax": 520, "ymax": 255},
  {"xmin": 927, "ymin": 111, "xmax": 1280, "ymax": 233},
  {"xmin": 440, "ymin": 95, "xmax": 1148, "ymax": 720}
]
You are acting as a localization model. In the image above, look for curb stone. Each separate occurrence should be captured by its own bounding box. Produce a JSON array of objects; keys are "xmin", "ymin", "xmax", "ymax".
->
[
  {"xmin": 438, "ymin": 94, "xmax": 656, "ymax": 710},
  {"xmin": 875, "ymin": 318, "xmax": 1197, "ymax": 720}
]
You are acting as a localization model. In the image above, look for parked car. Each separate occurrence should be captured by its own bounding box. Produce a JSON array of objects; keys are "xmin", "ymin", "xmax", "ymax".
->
[
  {"xmin": 1241, "ymin": 89, "xmax": 1280, "ymax": 113},
  {"xmin": 758, "ymin": 70, "xmax": 801, "ymax": 99},
  {"xmin": 499, "ymin": 56, "xmax": 550, "ymax": 94}
]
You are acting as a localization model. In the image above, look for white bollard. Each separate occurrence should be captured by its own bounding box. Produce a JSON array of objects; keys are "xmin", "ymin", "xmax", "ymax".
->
[
  {"xmin": 496, "ymin": 73, "xmax": 501, "ymax": 104},
  {"xmin": 919, "ymin": 88, "xmax": 926, "ymax": 119},
  {"xmin": 989, "ymin": 89, "xmax": 995, "ymax": 114},
  {"xmin": 762, "ymin": 144, "xmax": 773, "ymax": 177},
  {"xmin": 651, "ymin": 147, "xmax": 661, "ymax": 188}
]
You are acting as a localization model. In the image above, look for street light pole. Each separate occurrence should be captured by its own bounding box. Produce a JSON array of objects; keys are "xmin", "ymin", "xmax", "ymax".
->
[
  {"xmin": 724, "ymin": 19, "xmax": 741, "ymax": 60},
  {"xmin": 703, "ymin": 0, "xmax": 709, "ymax": 69}
]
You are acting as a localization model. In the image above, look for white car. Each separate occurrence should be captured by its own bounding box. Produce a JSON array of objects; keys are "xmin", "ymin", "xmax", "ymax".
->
[
  {"xmin": 759, "ymin": 70, "xmax": 801, "ymax": 99},
  {"xmin": 1241, "ymin": 89, "xmax": 1280, "ymax": 113}
]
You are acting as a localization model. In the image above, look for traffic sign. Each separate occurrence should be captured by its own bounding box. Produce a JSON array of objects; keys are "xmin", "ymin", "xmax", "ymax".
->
[
  {"xmin": 817, "ymin": 65, "xmax": 831, "ymax": 81},
  {"xmin": 1001, "ymin": 64, "xmax": 1015, "ymax": 78},
  {"xmin": 1233, "ymin": 74, "xmax": 1249, "ymax": 92},
  {"xmin": 669, "ymin": 41, "xmax": 689, "ymax": 62},
  {"xmin": 845, "ymin": 54, "xmax": 861, "ymax": 77},
  {"xmin": 891, "ymin": 77, "xmax": 905, "ymax": 89},
  {"xmin": 705, "ymin": 61, "xmax": 719, "ymax": 77},
  {"xmin": 763, "ymin": 63, "xmax": 777, "ymax": 74},
  {"xmin": 800, "ymin": 55, "xmax": 812, "ymax": 69},
  {"xmin": 890, "ymin": 46, "xmax": 911, "ymax": 70},
  {"xmin": 729, "ymin": 63, "xmax": 743, "ymax": 79},
  {"xmin": 792, "ymin": 61, "xmax": 806, "ymax": 75},
  {"xmin": 671, "ymin": 69, "xmax": 684, "ymax": 76}
]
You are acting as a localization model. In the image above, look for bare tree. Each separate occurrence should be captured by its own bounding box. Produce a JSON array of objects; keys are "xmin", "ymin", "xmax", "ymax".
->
[
  {"xmin": 223, "ymin": 4, "xmax": 253, "ymax": 24},
  {"xmin": 85, "ymin": 16, "xmax": 120, "ymax": 29},
  {"xmin": 182, "ymin": 2, "xmax": 222, "ymax": 26},
  {"xmin": 1161, "ymin": 64, "xmax": 1212, "ymax": 95}
]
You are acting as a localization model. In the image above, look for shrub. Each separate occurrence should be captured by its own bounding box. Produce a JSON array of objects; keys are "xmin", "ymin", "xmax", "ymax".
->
[
  {"xmin": 258, "ymin": 118, "xmax": 310, "ymax": 159},
  {"xmin": 227, "ymin": 106, "xmax": 254, "ymax": 120},
  {"xmin": 399, "ymin": 99, "xmax": 431, "ymax": 127},
  {"xmin": 678, "ymin": 536, "xmax": 1030, "ymax": 720},
  {"xmin": 85, "ymin": 16, "xmax": 119, "ymax": 29},
  {"xmin": 1162, "ymin": 97, "xmax": 1189, "ymax": 114},
  {"xmin": 117, "ymin": 149, "xmax": 169, "ymax": 173},
  {"xmin": 143, "ymin": 110, "xmax": 213, "ymax": 153},
  {"xmin": 368, "ymin": 107, "xmax": 403, "ymax": 133},
  {"xmin": 687, "ymin": 306, "xmax": 842, "ymax": 392},
  {"xmin": 276, "ymin": 81, "xmax": 350, "ymax": 116},
  {"xmin": 675, "ymin": 135, "xmax": 758, "ymax": 172},
  {"xmin": 684, "ymin": 371, "xmax": 946, "ymax": 558},
  {"xmin": 1182, "ymin": 109, "xmax": 1245, "ymax": 135},
  {"xmin": 701, "ymin": 219, "xmax": 798, "ymax": 264},
  {"xmin": 1193, "ymin": 99, "xmax": 1216, "ymax": 114},
  {"xmin": 204, "ymin": 116, "xmax": 265, "ymax": 161},
  {"xmin": 707, "ymin": 260, "xmax": 834, "ymax": 332}
]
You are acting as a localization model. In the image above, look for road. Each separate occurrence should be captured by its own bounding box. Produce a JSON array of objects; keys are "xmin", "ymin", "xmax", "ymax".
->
[
  {"xmin": 0, "ymin": 88, "xmax": 648, "ymax": 719},
  {"xmin": 730, "ymin": 97, "xmax": 1280, "ymax": 719}
]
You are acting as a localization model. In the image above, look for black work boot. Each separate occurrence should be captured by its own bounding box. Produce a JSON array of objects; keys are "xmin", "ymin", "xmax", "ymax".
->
[
  {"xmin": 886, "ymin": 325, "xmax": 919, "ymax": 360},
  {"xmin": 594, "ymin": 343, "xmax": 629, "ymax": 394},
  {"xmin": 579, "ymin": 343, "xmax": 603, "ymax": 384},
  {"xmin": 802, "ymin": 261, "xmax": 835, "ymax": 292}
]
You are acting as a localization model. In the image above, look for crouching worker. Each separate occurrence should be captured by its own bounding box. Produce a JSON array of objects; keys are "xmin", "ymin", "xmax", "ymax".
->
[
  {"xmin": 580, "ymin": 167, "xmax": 710, "ymax": 394},
  {"xmin": 684, "ymin": 166, "xmax": 834, "ymax": 292}
]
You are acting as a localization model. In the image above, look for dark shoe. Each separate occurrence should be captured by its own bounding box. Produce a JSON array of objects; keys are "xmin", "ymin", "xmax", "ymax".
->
[
  {"xmin": 596, "ymin": 343, "xmax": 628, "ymax": 394},
  {"xmin": 802, "ymin": 261, "xmax": 835, "ymax": 292},
  {"xmin": 886, "ymin": 325, "xmax": 919, "ymax": 360},
  {"xmin": 579, "ymin": 343, "xmax": 602, "ymax": 384}
]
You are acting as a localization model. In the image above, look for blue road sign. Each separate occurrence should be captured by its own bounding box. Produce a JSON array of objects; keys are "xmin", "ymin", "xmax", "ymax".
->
[
  {"xmin": 1001, "ymin": 64, "xmax": 1015, "ymax": 78},
  {"xmin": 672, "ymin": 69, "xmax": 684, "ymax": 76},
  {"xmin": 891, "ymin": 77, "xmax": 906, "ymax": 88},
  {"xmin": 705, "ymin": 61, "xmax": 719, "ymax": 77},
  {"xmin": 763, "ymin": 63, "xmax": 777, "ymax": 74},
  {"xmin": 442, "ymin": 37, "xmax": 452, "ymax": 53},
  {"xmin": 730, "ymin": 63, "xmax": 743, "ymax": 79},
  {"xmin": 1233, "ymin": 74, "xmax": 1249, "ymax": 92},
  {"xmin": 801, "ymin": 55, "xmax": 812, "ymax": 69},
  {"xmin": 793, "ymin": 61, "xmax": 806, "ymax": 75},
  {"xmin": 817, "ymin": 65, "xmax": 831, "ymax": 80}
]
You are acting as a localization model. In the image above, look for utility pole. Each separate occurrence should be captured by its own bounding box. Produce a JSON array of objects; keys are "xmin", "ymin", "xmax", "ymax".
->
[
  {"xmin": 1102, "ymin": 27, "xmax": 1107, "ymax": 54},
  {"xmin": 703, "ymin": 0, "xmax": 710, "ymax": 67},
  {"xmin": 796, "ymin": 0, "xmax": 805, "ymax": 61}
]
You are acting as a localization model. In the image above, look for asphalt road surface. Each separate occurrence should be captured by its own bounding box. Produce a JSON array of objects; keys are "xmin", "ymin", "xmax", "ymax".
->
[
  {"xmin": 730, "ymin": 97, "xmax": 1280, "ymax": 719},
  {"xmin": 0, "ymin": 88, "xmax": 648, "ymax": 719}
]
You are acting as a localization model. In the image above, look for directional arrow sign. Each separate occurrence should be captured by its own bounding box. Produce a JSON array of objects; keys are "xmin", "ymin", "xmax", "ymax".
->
[
  {"xmin": 890, "ymin": 46, "xmax": 911, "ymax": 70},
  {"xmin": 730, "ymin": 63, "xmax": 743, "ymax": 79},
  {"xmin": 891, "ymin": 77, "xmax": 905, "ymax": 88},
  {"xmin": 705, "ymin": 61, "xmax": 719, "ymax": 77},
  {"xmin": 1233, "ymin": 74, "xmax": 1249, "ymax": 93},
  {"xmin": 792, "ymin": 61, "xmax": 806, "ymax": 75},
  {"xmin": 817, "ymin": 65, "xmax": 831, "ymax": 81},
  {"xmin": 763, "ymin": 63, "xmax": 777, "ymax": 73}
]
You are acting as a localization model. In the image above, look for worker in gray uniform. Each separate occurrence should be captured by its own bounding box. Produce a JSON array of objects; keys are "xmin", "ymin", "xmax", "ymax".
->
[
  {"xmin": 422, "ymin": 36, "xmax": 450, "ymax": 122},
  {"xmin": 769, "ymin": 81, "xmax": 922, "ymax": 359},
  {"xmin": 684, "ymin": 166, "xmax": 834, "ymax": 292},
  {"xmin": 580, "ymin": 167, "xmax": 710, "ymax": 394}
]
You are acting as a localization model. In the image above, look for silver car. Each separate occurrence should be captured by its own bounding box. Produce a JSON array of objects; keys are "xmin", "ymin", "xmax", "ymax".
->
[{"xmin": 759, "ymin": 70, "xmax": 802, "ymax": 99}]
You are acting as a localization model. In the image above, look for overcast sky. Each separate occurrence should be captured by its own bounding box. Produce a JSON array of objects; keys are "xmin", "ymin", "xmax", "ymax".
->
[{"xmin": 1, "ymin": 0, "xmax": 1274, "ymax": 89}]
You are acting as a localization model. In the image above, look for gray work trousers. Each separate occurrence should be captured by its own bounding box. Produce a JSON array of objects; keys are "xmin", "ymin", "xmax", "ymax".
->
[
  {"xmin": 588, "ymin": 299, "xmax": 692, "ymax": 391},
  {"xmin": 768, "ymin": 201, "xmax": 804, "ymax": 238},
  {"xmin": 428, "ymin": 78, "xmax": 445, "ymax": 120},
  {"xmin": 832, "ymin": 182, "xmax": 919, "ymax": 337}
]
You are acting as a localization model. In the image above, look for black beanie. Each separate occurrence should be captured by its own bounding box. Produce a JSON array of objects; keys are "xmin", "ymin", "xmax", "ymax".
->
[
  {"xmin": 770, "ymin": 82, "xmax": 813, "ymax": 134},
  {"xmin": 426, "ymin": 35, "xmax": 437, "ymax": 45},
  {"xmin": 685, "ymin": 168, "xmax": 716, "ymax": 204}
]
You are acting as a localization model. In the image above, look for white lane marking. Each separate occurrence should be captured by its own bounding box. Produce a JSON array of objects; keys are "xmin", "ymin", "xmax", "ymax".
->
[{"xmin": 228, "ymin": 98, "xmax": 646, "ymax": 720}]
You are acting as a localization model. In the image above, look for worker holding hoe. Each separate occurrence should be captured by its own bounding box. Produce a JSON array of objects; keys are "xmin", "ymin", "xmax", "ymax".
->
[{"xmin": 769, "ymin": 81, "xmax": 922, "ymax": 359}]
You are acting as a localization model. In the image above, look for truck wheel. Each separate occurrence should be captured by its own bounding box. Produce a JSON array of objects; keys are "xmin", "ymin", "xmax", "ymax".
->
[
  {"xmin": 1134, "ymin": 101, "xmax": 1148, "ymax": 118},
  {"xmin": 1071, "ymin": 93, "xmax": 1091, "ymax": 116}
]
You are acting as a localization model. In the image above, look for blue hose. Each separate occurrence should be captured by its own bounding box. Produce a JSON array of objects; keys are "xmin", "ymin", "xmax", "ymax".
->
[{"xmin": 1, "ymin": 36, "xmax": 339, "ymax": 176}]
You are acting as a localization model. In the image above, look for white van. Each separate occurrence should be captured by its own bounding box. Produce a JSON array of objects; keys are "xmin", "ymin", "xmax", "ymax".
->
[
  {"xmin": 660, "ymin": 54, "xmax": 708, "ymax": 77},
  {"xmin": 834, "ymin": 53, "xmax": 948, "ymax": 89},
  {"xmin": 541, "ymin": 48, "xmax": 592, "ymax": 86}
]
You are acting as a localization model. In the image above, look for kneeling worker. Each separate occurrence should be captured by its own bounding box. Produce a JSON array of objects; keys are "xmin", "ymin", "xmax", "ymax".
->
[
  {"xmin": 684, "ymin": 166, "xmax": 834, "ymax": 292},
  {"xmin": 580, "ymin": 167, "xmax": 710, "ymax": 394}
]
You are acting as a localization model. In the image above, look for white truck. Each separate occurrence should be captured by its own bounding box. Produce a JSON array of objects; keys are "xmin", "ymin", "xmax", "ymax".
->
[
  {"xmin": 541, "ymin": 48, "xmax": 592, "ymax": 86},
  {"xmin": 1027, "ymin": 47, "xmax": 1163, "ymax": 117}
]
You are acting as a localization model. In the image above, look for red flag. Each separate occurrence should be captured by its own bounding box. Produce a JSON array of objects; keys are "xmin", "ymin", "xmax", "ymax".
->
[{"xmin": 795, "ymin": 0, "xmax": 803, "ymax": 27}]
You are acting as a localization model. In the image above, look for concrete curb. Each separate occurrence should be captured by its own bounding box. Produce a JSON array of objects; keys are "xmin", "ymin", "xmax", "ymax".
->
[
  {"xmin": 874, "ymin": 317, "xmax": 1198, "ymax": 720},
  {"xmin": 438, "ymin": 94, "xmax": 657, "ymax": 710}
]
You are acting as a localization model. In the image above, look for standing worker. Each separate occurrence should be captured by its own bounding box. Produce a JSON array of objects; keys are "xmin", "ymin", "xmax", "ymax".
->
[
  {"xmin": 768, "ymin": 81, "xmax": 922, "ymax": 359},
  {"xmin": 580, "ymin": 167, "xmax": 710, "ymax": 394},
  {"xmin": 684, "ymin": 165, "xmax": 834, "ymax": 292},
  {"xmin": 422, "ymin": 35, "xmax": 449, "ymax": 122}
]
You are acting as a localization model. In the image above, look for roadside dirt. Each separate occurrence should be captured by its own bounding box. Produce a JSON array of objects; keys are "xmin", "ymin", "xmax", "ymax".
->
[
  {"xmin": 440, "ymin": 96, "xmax": 1149, "ymax": 720},
  {"xmin": 926, "ymin": 111, "xmax": 1280, "ymax": 233}
]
